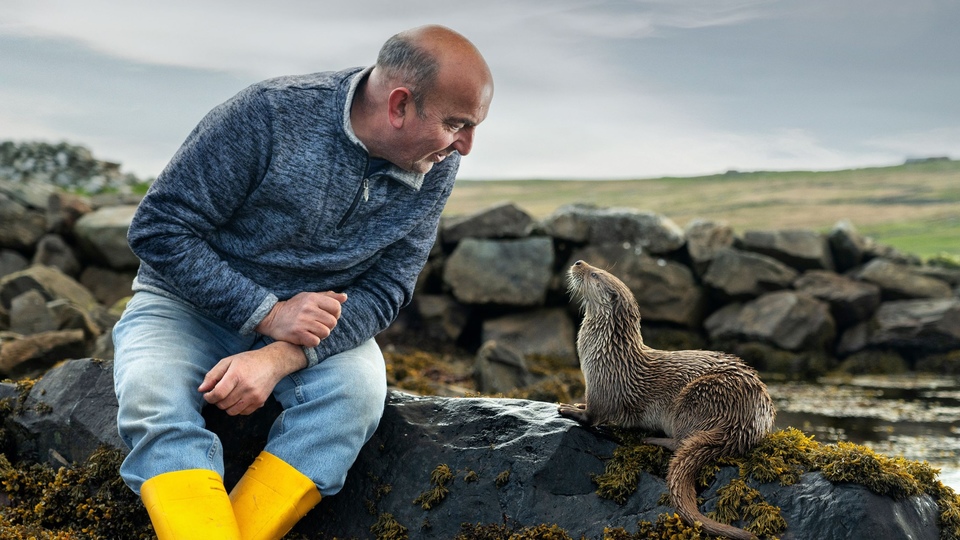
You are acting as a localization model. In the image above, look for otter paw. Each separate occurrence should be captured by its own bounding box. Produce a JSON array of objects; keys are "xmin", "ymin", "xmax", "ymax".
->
[{"xmin": 558, "ymin": 403, "xmax": 590, "ymax": 424}]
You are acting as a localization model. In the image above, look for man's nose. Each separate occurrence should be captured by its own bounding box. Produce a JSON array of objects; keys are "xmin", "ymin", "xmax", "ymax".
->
[{"xmin": 452, "ymin": 126, "xmax": 475, "ymax": 156}]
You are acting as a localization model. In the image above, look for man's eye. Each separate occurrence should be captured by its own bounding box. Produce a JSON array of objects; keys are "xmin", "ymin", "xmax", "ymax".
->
[{"xmin": 447, "ymin": 123, "xmax": 464, "ymax": 132}]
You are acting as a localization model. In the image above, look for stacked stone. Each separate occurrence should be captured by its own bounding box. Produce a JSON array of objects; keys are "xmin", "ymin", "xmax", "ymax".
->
[
  {"xmin": 408, "ymin": 203, "xmax": 960, "ymax": 390},
  {"xmin": 0, "ymin": 141, "xmax": 147, "ymax": 195}
]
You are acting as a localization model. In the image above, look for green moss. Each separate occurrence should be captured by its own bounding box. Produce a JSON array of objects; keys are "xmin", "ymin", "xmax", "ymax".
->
[
  {"xmin": 496, "ymin": 470, "xmax": 511, "ymax": 488},
  {"xmin": 371, "ymin": 512, "xmax": 409, "ymax": 540},
  {"xmin": 413, "ymin": 464, "xmax": 453, "ymax": 510},
  {"xmin": 593, "ymin": 426, "xmax": 960, "ymax": 539},
  {"xmin": 0, "ymin": 447, "xmax": 153, "ymax": 539},
  {"xmin": 464, "ymin": 469, "xmax": 479, "ymax": 483},
  {"xmin": 592, "ymin": 431, "xmax": 670, "ymax": 504},
  {"xmin": 603, "ymin": 513, "xmax": 704, "ymax": 539},
  {"xmin": 457, "ymin": 522, "xmax": 578, "ymax": 540}
]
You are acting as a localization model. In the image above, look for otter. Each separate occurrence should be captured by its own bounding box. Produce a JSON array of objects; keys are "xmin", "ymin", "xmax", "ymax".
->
[{"xmin": 558, "ymin": 260, "xmax": 775, "ymax": 540}]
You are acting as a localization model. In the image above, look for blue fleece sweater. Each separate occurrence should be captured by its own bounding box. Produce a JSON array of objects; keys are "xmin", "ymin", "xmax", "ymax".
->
[{"xmin": 128, "ymin": 66, "xmax": 459, "ymax": 366}]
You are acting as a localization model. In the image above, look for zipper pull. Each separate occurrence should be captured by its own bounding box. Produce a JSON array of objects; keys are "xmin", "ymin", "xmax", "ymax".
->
[{"xmin": 362, "ymin": 178, "xmax": 370, "ymax": 202}]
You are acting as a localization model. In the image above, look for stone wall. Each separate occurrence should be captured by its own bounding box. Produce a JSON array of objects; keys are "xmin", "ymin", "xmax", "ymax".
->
[{"xmin": 1, "ymin": 175, "xmax": 959, "ymax": 381}]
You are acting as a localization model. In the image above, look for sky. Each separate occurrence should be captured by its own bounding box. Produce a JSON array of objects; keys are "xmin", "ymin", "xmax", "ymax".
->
[{"xmin": 1, "ymin": 0, "xmax": 958, "ymax": 181}]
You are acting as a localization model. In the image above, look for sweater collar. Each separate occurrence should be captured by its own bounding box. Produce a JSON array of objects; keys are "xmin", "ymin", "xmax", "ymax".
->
[{"xmin": 341, "ymin": 66, "xmax": 425, "ymax": 191}]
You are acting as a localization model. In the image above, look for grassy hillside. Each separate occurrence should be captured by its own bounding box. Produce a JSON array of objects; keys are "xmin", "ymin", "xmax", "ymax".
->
[{"xmin": 445, "ymin": 159, "xmax": 960, "ymax": 258}]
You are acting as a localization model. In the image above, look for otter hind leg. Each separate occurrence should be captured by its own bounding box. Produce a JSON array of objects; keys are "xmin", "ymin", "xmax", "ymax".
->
[
  {"xmin": 642, "ymin": 437, "xmax": 678, "ymax": 451},
  {"xmin": 558, "ymin": 402, "xmax": 591, "ymax": 425}
]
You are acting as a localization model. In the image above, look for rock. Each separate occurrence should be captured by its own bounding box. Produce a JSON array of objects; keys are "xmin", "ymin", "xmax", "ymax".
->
[
  {"xmin": 481, "ymin": 308, "xmax": 577, "ymax": 365},
  {"xmin": 541, "ymin": 204, "xmax": 686, "ymax": 254},
  {"xmin": 568, "ymin": 244, "xmax": 706, "ymax": 327},
  {"xmin": 3, "ymin": 365, "xmax": 945, "ymax": 539},
  {"xmin": 45, "ymin": 190, "xmax": 93, "ymax": 235},
  {"xmin": 32, "ymin": 234, "xmax": 81, "ymax": 277},
  {"xmin": 6, "ymin": 357, "xmax": 124, "ymax": 467},
  {"xmin": 833, "ymin": 350, "xmax": 909, "ymax": 375},
  {"xmin": 684, "ymin": 219, "xmax": 736, "ymax": 275},
  {"xmin": 0, "ymin": 184, "xmax": 47, "ymax": 251},
  {"xmin": 413, "ymin": 294, "xmax": 471, "ymax": 343},
  {"xmin": 857, "ymin": 259, "xmax": 953, "ymax": 300},
  {"xmin": 0, "ymin": 265, "xmax": 99, "ymax": 312},
  {"xmin": 0, "ymin": 329, "xmax": 87, "ymax": 378},
  {"xmin": 73, "ymin": 205, "xmax": 139, "ymax": 270},
  {"xmin": 443, "ymin": 237, "xmax": 554, "ymax": 306},
  {"xmin": 705, "ymin": 291, "xmax": 836, "ymax": 352},
  {"xmin": 441, "ymin": 202, "xmax": 534, "ymax": 244},
  {"xmin": 0, "ymin": 141, "xmax": 145, "ymax": 195},
  {"xmin": 862, "ymin": 298, "xmax": 960, "ymax": 355},
  {"xmin": 828, "ymin": 220, "xmax": 868, "ymax": 272},
  {"xmin": 9, "ymin": 289, "xmax": 57, "ymax": 335},
  {"xmin": 794, "ymin": 270, "xmax": 881, "ymax": 328},
  {"xmin": 298, "ymin": 392, "xmax": 938, "ymax": 540},
  {"xmin": 474, "ymin": 340, "xmax": 534, "ymax": 393},
  {"xmin": 740, "ymin": 229, "xmax": 835, "ymax": 271},
  {"xmin": 702, "ymin": 248, "xmax": 799, "ymax": 300},
  {"xmin": 79, "ymin": 266, "xmax": 135, "ymax": 307},
  {"xmin": 0, "ymin": 249, "xmax": 29, "ymax": 279}
]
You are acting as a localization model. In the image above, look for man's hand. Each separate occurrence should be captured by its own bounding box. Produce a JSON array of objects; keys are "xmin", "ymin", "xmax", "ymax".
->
[
  {"xmin": 255, "ymin": 291, "xmax": 347, "ymax": 347},
  {"xmin": 198, "ymin": 341, "xmax": 307, "ymax": 416}
]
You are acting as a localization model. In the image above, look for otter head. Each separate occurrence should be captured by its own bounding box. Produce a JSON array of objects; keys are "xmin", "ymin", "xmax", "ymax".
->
[{"xmin": 567, "ymin": 260, "xmax": 642, "ymax": 322}]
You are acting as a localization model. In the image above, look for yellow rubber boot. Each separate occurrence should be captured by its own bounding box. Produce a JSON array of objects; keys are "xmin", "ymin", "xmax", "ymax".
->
[
  {"xmin": 140, "ymin": 469, "xmax": 241, "ymax": 540},
  {"xmin": 229, "ymin": 451, "xmax": 322, "ymax": 540}
]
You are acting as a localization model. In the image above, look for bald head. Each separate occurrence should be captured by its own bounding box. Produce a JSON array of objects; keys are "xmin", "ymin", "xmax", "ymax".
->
[{"xmin": 376, "ymin": 25, "xmax": 492, "ymax": 116}]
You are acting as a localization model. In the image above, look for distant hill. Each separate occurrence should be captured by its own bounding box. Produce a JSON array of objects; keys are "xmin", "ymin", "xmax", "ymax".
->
[{"xmin": 446, "ymin": 160, "xmax": 960, "ymax": 258}]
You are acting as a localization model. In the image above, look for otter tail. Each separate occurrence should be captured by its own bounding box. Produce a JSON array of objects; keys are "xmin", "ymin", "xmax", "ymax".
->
[{"xmin": 667, "ymin": 431, "xmax": 757, "ymax": 540}]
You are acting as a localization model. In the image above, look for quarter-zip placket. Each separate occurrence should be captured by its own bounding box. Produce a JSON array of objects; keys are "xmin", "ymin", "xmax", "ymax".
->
[{"xmin": 336, "ymin": 175, "xmax": 369, "ymax": 230}]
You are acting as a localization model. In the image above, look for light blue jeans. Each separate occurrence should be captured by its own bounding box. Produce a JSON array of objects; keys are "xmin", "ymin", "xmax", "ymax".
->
[{"xmin": 113, "ymin": 291, "xmax": 387, "ymax": 496}]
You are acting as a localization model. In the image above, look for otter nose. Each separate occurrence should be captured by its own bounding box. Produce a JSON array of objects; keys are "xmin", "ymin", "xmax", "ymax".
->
[{"xmin": 574, "ymin": 260, "xmax": 584, "ymax": 266}]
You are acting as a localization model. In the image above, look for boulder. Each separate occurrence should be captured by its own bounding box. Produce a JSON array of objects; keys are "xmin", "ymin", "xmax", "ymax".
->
[
  {"xmin": 0, "ymin": 249, "xmax": 29, "ymax": 279},
  {"xmin": 702, "ymin": 248, "xmax": 799, "ymax": 300},
  {"xmin": 740, "ymin": 229, "xmax": 834, "ymax": 271},
  {"xmin": 568, "ymin": 244, "xmax": 706, "ymax": 327},
  {"xmin": 8, "ymin": 289, "xmax": 58, "ymax": 335},
  {"xmin": 300, "ymin": 393, "xmax": 938, "ymax": 540},
  {"xmin": 0, "ymin": 329, "xmax": 87, "ymax": 379},
  {"xmin": 541, "ymin": 204, "xmax": 685, "ymax": 254},
  {"xmin": 73, "ymin": 204, "xmax": 139, "ymax": 270},
  {"xmin": 413, "ymin": 293, "xmax": 471, "ymax": 343},
  {"xmin": 705, "ymin": 291, "xmax": 836, "ymax": 352},
  {"xmin": 45, "ymin": 190, "xmax": 93, "ymax": 235},
  {"xmin": 828, "ymin": 220, "xmax": 868, "ymax": 272},
  {"xmin": 0, "ymin": 265, "xmax": 99, "ymax": 312},
  {"xmin": 684, "ymin": 219, "xmax": 736, "ymax": 275},
  {"xmin": 443, "ymin": 237, "xmax": 554, "ymax": 306},
  {"xmin": 794, "ymin": 270, "xmax": 881, "ymax": 328},
  {"xmin": 441, "ymin": 202, "xmax": 534, "ymax": 244},
  {"xmin": 3, "ymin": 363, "xmax": 946, "ymax": 540},
  {"xmin": 857, "ymin": 259, "xmax": 953, "ymax": 300},
  {"xmin": 79, "ymin": 266, "xmax": 135, "ymax": 308},
  {"xmin": 860, "ymin": 298, "xmax": 960, "ymax": 355},
  {"xmin": 6, "ymin": 357, "xmax": 123, "ymax": 467},
  {"xmin": 0, "ymin": 185, "xmax": 47, "ymax": 251},
  {"xmin": 481, "ymin": 308, "xmax": 577, "ymax": 365},
  {"xmin": 474, "ymin": 340, "xmax": 534, "ymax": 393},
  {"xmin": 32, "ymin": 234, "xmax": 81, "ymax": 277}
]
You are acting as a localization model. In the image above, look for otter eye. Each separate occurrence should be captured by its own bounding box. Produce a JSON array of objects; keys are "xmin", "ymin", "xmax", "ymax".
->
[{"xmin": 590, "ymin": 272, "xmax": 598, "ymax": 277}]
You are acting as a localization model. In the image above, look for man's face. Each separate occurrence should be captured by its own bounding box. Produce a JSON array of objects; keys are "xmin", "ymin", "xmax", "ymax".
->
[{"xmin": 393, "ymin": 78, "xmax": 493, "ymax": 174}]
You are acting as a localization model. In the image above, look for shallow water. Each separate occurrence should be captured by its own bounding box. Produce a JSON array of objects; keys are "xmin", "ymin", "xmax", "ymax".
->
[{"xmin": 766, "ymin": 373, "xmax": 960, "ymax": 490}]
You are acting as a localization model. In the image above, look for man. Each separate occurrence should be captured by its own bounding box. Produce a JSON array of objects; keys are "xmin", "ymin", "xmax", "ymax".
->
[{"xmin": 113, "ymin": 25, "xmax": 493, "ymax": 540}]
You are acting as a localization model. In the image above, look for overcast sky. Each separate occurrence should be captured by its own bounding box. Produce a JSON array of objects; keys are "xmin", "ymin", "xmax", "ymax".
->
[{"xmin": 1, "ymin": 0, "xmax": 958, "ymax": 180}]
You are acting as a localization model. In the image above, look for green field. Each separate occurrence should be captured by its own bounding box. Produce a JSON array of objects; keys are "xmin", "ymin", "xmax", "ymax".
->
[{"xmin": 445, "ymin": 159, "xmax": 960, "ymax": 258}]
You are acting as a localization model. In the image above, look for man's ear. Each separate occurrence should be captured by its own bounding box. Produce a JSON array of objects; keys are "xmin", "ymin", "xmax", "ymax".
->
[{"xmin": 387, "ymin": 87, "xmax": 413, "ymax": 129}]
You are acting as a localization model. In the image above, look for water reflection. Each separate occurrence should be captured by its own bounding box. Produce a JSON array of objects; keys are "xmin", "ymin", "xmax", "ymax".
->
[{"xmin": 765, "ymin": 374, "xmax": 960, "ymax": 490}]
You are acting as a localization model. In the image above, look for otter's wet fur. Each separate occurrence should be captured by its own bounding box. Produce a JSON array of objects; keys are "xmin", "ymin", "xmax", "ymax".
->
[{"xmin": 559, "ymin": 260, "xmax": 776, "ymax": 540}]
